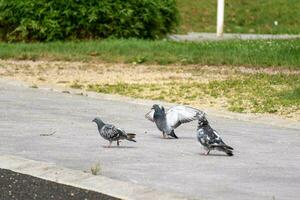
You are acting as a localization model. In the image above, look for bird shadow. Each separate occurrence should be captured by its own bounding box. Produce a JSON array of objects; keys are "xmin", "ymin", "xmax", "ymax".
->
[
  {"xmin": 101, "ymin": 145, "xmax": 137, "ymax": 149},
  {"xmin": 154, "ymin": 136, "xmax": 178, "ymax": 140},
  {"xmin": 198, "ymin": 153, "xmax": 231, "ymax": 157},
  {"xmin": 176, "ymin": 136, "xmax": 194, "ymax": 140},
  {"xmin": 149, "ymin": 135, "xmax": 193, "ymax": 140}
]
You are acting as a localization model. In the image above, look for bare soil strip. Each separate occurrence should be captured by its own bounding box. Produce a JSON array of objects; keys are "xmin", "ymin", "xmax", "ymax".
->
[{"xmin": 0, "ymin": 59, "xmax": 299, "ymax": 121}]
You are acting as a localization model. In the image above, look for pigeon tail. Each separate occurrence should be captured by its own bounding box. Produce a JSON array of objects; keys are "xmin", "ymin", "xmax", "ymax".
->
[
  {"xmin": 211, "ymin": 144, "xmax": 234, "ymax": 156},
  {"xmin": 169, "ymin": 130, "xmax": 178, "ymax": 139},
  {"xmin": 219, "ymin": 142, "xmax": 234, "ymax": 150},
  {"xmin": 224, "ymin": 144, "xmax": 234, "ymax": 150},
  {"xmin": 226, "ymin": 150, "xmax": 233, "ymax": 156},
  {"xmin": 126, "ymin": 133, "xmax": 136, "ymax": 142}
]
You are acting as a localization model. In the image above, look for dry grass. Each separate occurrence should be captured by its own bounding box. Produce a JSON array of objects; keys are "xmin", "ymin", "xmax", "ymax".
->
[
  {"xmin": 0, "ymin": 60, "xmax": 239, "ymax": 85},
  {"xmin": 0, "ymin": 59, "xmax": 299, "ymax": 121},
  {"xmin": 90, "ymin": 162, "xmax": 101, "ymax": 175}
]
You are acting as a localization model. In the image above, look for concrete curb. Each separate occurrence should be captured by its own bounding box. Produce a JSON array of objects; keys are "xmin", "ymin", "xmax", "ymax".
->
[
  {"xmin": 1, "ymin": 78, "xmax": 299, "ymax": 130},
  {"xmin": 168, "ymin": 32, "xmax": 300, "ymax": 41},
  {"xmin": 0, "ymin": 155, "xmax": 195, "ymax": 200}
]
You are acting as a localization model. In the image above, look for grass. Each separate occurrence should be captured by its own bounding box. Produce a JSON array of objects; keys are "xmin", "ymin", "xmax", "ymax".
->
[
  {"xmin": 0, "ymin": 59, "xmax": 299, "ymax": 118},
  {"xmin": 70, "ymin": 81, "xmax": 84, "ymax": 89},
  {"xmin": 90, "ymin": 162, "xmax": 101, "ymax": 175},
  {"xmin": 206, "ymin": 73, "xmax": 300, "ymax": 113},
  {"xmin": 30, "ymin": 84, "xmax": 38, "ymax": 89},
  {"xmin": 87, "ymin": 73, "xmax": 300, "ymax": 115},
  {"xmin": 0, "ymin": 39, "xmax": 300, "ymax": 68},
  {"xmin": 177, "ymin": 0, "xmax": 300, "ymax": 34},
  {"xmin": 1, "ymin": 1, "xmax": 299, "ymax": 118}
]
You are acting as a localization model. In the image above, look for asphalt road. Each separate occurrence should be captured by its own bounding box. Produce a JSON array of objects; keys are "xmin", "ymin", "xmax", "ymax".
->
[
  {"xmin": 0, "ymin": 81, "xmax": 299, "ymax": 200},
  {"xmin": 0, "ymin": 168, "xmax": 118, "ymax": 200}
]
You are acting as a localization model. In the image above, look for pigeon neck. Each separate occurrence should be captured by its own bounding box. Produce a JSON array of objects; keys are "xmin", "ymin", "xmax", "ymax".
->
[
  {"xmin": 154, "ymin": 110, "xmax": 165, "ymax": 120},
  {"xmin": 96, "ymin": 121, "xmax": 105, "ymax": 130}
]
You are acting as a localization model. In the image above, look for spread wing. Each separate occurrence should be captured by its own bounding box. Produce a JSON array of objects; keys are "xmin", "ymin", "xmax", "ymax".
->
[
  {"xmin": 145, "ymin": 109, "xmax": 155, "ymax": 122},
  {"xmin": 166, "ymin": 105, "xmax": 204, "ymax": 129}
]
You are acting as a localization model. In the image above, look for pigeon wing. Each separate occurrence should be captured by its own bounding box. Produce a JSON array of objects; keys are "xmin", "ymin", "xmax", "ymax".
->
[
  {"xmin": 166, "ymin": 105, "xmax": 204, "ymax": 129},
  {"xmin": 145, "ymin": 109, "xmax": 155, "ymax": 122},
  {"xmin": 116, "ymin": 127, "xmax": 129, "ymax": 139},
  {"xmin": 116, "ymin": 127, "xmax": 136, "ymax": 142},
  {"xmin": 102, "ymin": 124, "xmax": 121, "ymax": 140},
  {"xmin": 207, "ymin": 129, "xmax": 233, "ymax": 150}
]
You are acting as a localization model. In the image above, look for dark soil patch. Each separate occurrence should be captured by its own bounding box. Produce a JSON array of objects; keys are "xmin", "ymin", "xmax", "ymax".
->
[{"xmin": 0, "ymin": 168, "xmax": 119, "ymax": 200}]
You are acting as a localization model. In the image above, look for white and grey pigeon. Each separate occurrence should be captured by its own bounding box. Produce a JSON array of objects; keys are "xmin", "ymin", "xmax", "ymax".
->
[
  {"xmin": 197, "ymin": 115, "xmax": 233, "ymax": 156},
  {"xmin": 145, "ymin": 104, "xmax": 204, "ymax": 139},
  {"xmin": 92, "ymin": 117, "xmax": 136, "ymax": 147}
]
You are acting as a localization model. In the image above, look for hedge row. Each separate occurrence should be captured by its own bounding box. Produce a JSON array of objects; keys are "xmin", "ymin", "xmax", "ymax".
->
[{"xmin": 0, "ymin": 0, "xmax": 179, "ymax": 41}]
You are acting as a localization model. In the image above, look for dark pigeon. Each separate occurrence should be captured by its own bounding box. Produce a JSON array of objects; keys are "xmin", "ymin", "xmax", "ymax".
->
[
  {"xmin": 197, "ymin": 115, "xmax": 233, "ymax": 156},
  {"xmin": 92, "ymin": 117, "xmax": 136, "ymax": 147},
  {"xmin": 145, "ymin": 104, "xmax": 204, "ymax": 139}
]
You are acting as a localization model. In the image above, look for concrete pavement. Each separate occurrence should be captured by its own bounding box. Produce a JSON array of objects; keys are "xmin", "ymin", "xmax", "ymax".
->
[
  {"xmin": 0, "ymin": 155, "xmax": 189, "ymax": 200},
  {"xmin": 168, "ymin": 32, "xmax": 300, "ymax": 41},
  {"xmin": 0, "ymin": 80, "xmax": 299, "ymax": 200}
]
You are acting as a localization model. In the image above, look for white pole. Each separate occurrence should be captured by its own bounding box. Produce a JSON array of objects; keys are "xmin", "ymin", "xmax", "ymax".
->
[{"xmin": 217, "ymin": 0, "xmax": 225, "ymax": 37}]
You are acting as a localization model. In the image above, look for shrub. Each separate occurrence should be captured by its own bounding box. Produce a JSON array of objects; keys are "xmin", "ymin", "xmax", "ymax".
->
[{"xmin": 0, "ymin": 0, "xmax": 179, "ymax": 41}]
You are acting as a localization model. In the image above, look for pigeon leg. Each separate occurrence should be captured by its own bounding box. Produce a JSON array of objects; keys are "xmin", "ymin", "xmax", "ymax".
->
[
  {"xmin": 205, "ymin": 150, "xmax": 210, "ymax": 155},
  {"xmin": 162, "ymin": 132, "xmax": 167, "ymax": 139},
  {"xmin": 117, "ymin": 140, "xmax": 120, "ymax": 146},
  {"xmin": 104, "ymin": 141, "xmax": 112, "ymax": 148}
]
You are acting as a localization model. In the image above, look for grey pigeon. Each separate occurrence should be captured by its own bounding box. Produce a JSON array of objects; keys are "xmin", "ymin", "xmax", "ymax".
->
[
  {"xmin": 197, "ymin": 115, "xmax": 233, "ymax": 156},
  {"xmin": 92, "ymin": 117, "xmax": 136, "ymax": 147},
  {"xmin": 145, "ymin": 104, "xmax": 204, "ymax": 139}
]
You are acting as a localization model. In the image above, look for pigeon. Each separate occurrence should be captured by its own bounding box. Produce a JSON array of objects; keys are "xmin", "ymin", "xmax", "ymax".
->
[
  {"xmin": 197, "ymin": 115, "xmax": 233, "ymax": 156},
  {"xmin": 92, "ymin": 117, "xmax": 136, "ymax": 147},
  {"xmin": 145, "ymin": 104, "xmax": 204, "ymax": 139}
]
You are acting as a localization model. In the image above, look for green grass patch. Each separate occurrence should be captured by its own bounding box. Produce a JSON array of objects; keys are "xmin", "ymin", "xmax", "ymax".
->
[
  {"xmin": 206, "ymin": 73, "xmax": 300, "ymax": 113},
  {"xmin": 87, "ymin": 73, "xmax": 300, "ymax": 115},
  {"xmin": 0, "ymin": 39, "xmax": 300, "ymax": 68},
  {"xmin": 177, "ymin": 0, "xmax": 300, "ymax": 34}
]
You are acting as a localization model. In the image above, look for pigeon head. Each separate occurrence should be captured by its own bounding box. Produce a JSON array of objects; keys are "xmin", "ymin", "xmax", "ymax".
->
[
  {"xmin": 152, "ymin": 104, "xmax": 165, "ymax": 113},
  {"xmin": 92, "ymin": 117, "xmax": 102, "ymax": 123},
  {"xmin": 92, "ymin": 117, "xmax": 105, "ymax": 128},
  {"xmin": 152, "ymin": 104, "xmax": 166, "ymax": 120},
  {"xmin": 198, "ymin": 114, "xmax": 209, "ymax": 127}
]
